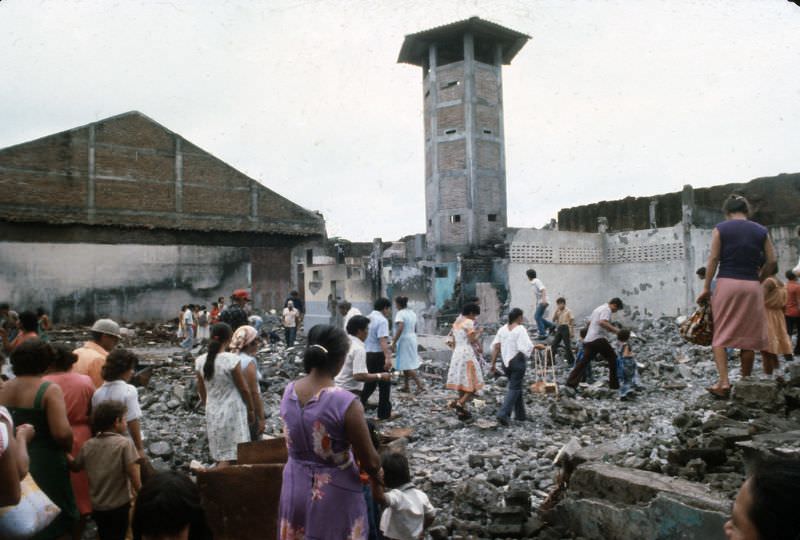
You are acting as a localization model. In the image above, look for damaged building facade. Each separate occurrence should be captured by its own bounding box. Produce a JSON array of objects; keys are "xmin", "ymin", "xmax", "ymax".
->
[
  {"xmin": 0, "ymin": 111, "xmax": 325, "ymax": 323},
  {"xmin": 299, "ymin": 18, "xmax": 800, "ymax": 331}
]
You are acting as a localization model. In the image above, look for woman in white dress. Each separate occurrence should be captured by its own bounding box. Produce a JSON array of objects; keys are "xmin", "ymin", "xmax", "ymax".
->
[
  {"xmin": 392, "ymin": 296, "xmax": 425, "ymax": 394},
  {"xmin": 445, "ymin": 303, "xmax": 484, "ymax": 420},
  {"xmin": 195, "ymin": 322, "xmax": 254, "ymax": 466}
]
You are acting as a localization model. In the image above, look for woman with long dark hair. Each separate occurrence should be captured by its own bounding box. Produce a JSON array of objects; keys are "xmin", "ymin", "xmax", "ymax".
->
[
  {"xmin": 194, "ymin": 323, "xmax": 254, "ymax": 466},
  {"xmin": 697, "ymin": 195, "xmax": 777, "ymax": 397}
]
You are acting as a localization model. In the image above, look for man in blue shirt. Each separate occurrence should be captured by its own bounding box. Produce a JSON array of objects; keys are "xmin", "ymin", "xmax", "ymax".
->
[{"xmin": 360, "ymin": 298, "xmax": 394, "ymax": 420}]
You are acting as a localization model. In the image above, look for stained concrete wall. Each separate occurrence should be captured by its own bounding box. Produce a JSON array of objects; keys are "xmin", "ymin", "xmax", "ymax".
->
[
  {"xmin": 0, "ymin": 241, "xmax": 250, "ymax": 324},
  {"xmin": 509, "ymin": 223, "xmax": 800, "ymax": 323}
]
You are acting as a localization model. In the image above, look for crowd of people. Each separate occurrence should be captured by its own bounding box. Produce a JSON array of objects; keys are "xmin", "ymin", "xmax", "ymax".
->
[
  {"xmin": 2, "ymin": 193, "xmax": 800, "ymax": 539},
  {"xmin": 0, "ymin": 312, "xmax": 221, "ymax": 540}
]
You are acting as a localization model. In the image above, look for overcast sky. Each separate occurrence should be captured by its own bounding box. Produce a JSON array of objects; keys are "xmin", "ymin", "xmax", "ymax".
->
[{"xmin": 1, "ymin": 0, "xmax": 798, "ymax": 241}]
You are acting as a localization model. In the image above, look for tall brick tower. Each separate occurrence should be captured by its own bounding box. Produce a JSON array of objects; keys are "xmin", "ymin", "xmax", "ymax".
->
[{"xmin": 399, "ymin": 17, "xmax": 529, "ymax": 258}]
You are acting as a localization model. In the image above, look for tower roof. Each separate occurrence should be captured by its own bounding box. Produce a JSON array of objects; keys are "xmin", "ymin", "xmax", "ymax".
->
[{"xmin": 398, "ymin": 16, "xmax": 530, "ymax": 67}]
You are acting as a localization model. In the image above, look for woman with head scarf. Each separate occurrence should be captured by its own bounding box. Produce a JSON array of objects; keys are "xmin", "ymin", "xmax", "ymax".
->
[{"xmin": 230, "ymin": 325, "xmax": 266, "ymax": 440}]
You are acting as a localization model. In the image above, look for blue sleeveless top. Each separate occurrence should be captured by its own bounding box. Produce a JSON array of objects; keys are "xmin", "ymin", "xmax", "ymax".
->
[{"xmin": 716, "ymin": 219, "xmax": 767, "ymax": 281}]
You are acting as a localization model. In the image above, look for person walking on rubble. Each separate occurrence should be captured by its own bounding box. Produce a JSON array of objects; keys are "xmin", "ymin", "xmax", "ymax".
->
[
  {"xmin": 194, "ymin": 323, "xmax": 254, "ymax": 467},
  {"xmin": 445, "ymin": 303, "xmax": 485, "ymax": 421},
  {"xmin": 361, "ymin": 298, "xmax": 395, "ymax": 421},
  {"xmin": 392, "ymin": 296, "xmax": 425, "ymax": 394},
  {"xmin": 218, "ymin": 289, "xmax": 250, "ymax": 332},
  {"xmin": 697, "ymin": 195, "xmax": 776, "ymax": 398},
  {"xmin": 784, "ymin": 269, "xmax": 800, "ymax": 358},
  {"xmin": 566, "ymin": 298, "xmax": 624, "ymax": 390},
  {"xmin": 180, "ymin": 305, "xmax": 195, "ymax": 351},
  {"xmin": 550, "ymin": 298, "xmax": 576, "ymax": 366},
  {"xmin": 277, "ymin": 325, "xmax": 382, "ymax": 540},
  {"xmin": 490, "ymin": 308, "xmax": 534, "ymax": 426},
  {"xmin": 526, "ymin": 269, "xmax": 555, "ymax": 339},
  {"xmin": 759, "ymin": 269, "xmax": 793, "ymax": 378},
  {"xmin": 282, "ymin": 301, "xmax": 299, "ymax": 347},
  {"xmin": 74, "ymin": 319, "xmax": 121, "ymax": 388}
]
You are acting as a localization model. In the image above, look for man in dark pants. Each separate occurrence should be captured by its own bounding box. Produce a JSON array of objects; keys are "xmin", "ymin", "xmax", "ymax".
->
[
  {"xmin": 550, "ymin": 297, "xmax": 576, "ymax": 366},
  {"xmin": 489, "ymin": 308, "xmax": 534, "ymax": 426},
  {"xmin": 360, "ymin": 298, "xmax": 394, "ymax": 420},
  {"xmin": 566, "ymin": 298, "xmax": 623, "ymax": 389}
]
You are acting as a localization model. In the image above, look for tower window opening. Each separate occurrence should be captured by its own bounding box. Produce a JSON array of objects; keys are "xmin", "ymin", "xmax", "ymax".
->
[
  {"xmin": 428, "ymin": 219, "xmax": 432, "ymax": 227},
  {"xmin": 444, "ymin": 129, "xmax": 457, "ymax": 135},
  {"xmin": 450, "ymin": 215, "xmax": 461, "ymax": 223},
  {"xmin": 488, "ymin": 214, "xmax": 498, "ymax": 222},
  {"xmin": 425, "ymin": 89, "xmax": 430, "ymax": 97},
  {"xmin": 483, "ymin": 129, "xmax": 493, "ymax": 134},
  {"xmin": 440, "ymin": 80, "xmax": 459, "ymax": 90}
]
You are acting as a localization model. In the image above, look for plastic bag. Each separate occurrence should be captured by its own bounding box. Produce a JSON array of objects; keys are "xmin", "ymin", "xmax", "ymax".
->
[{"xmin": 0, "ymin": 474, "xmax": 61, "ymax": 540}]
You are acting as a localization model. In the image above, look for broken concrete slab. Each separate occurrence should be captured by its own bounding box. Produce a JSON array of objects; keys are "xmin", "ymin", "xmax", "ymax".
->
[
  {"xmin": 549, "ymin": 462, "xmax": 729, "ymax": 539},
  {"xmin": 732, "ymin": 379, "xmax": 785, "ymax": 411}
]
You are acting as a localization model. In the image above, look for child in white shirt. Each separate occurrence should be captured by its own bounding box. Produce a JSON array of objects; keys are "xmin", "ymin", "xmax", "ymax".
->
[{"xmin": 373, "ymin": 452, "xmax": 435, "ymax": 540}]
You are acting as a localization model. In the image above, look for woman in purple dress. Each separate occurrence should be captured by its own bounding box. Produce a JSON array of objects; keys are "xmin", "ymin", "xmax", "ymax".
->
[{"xmin": 278, "ymin": 325, "xmax": 382, "ymax": 540}]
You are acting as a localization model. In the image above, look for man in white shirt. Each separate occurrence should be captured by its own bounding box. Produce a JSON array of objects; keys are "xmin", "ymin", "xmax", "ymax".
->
[
  {"xmin": 490, "ymin": 308, "xmax": 535, "ymax": 426},
  {"xmin": 566, "ymin": 298, "xmax": 624, "ymax": 390},
  {"xmin": 180, "ymin": 305, "xmax": 195, "ymax": 351},
  {"xmin": 338, "ymin": 300, "xmax": 362, "ymax": 331},
  {"xmin": 526, "ymin": 269, "xmax": 555, "ymax": 339},
  {"xmin": 335, "ymin": 315, "xmax": 383, "ymax": 396},
  {"xmin": 361, "ymin": 298, "xmax": 394, "ymax": 420}
]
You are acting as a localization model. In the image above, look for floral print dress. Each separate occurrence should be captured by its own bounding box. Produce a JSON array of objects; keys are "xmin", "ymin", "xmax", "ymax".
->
[
  {"xmin": 278, "ymin": 383, "xmax": 367, "ymax": 540},
  {"xmin": 445, "ymin": 317, "xmax": 485, "ymax": 393}
]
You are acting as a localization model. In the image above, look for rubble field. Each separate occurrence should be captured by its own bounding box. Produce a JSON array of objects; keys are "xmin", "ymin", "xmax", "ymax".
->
[{"xmin": 51, "ymin": 317, "xmax": 800, "ymax": 540}]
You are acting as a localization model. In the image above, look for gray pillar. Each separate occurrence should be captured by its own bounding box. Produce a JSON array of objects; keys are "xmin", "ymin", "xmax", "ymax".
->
[
  {"xmin": 175, "ymin": 136, "xmax": 184, "ymax": 214},
  {"xmin": 495, "ymin": 43, "xmax": 507, "ymax": 230},
  {"xmin": 87, "ymin": 124, "xmax": 96, "ymax": 223},
  {"xmin": 463, "ymin": 32, "xmax": 476, "ymax": 247},
  {"xmin": 682, "ymin": 184, "xmax": 696, "ymax": 315},
  {"xmin": 428, "ymin": 44, "xmax": 440, "ymax": 256}
]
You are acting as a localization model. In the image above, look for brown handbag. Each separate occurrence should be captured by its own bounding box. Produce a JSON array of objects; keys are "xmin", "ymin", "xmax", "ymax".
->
[{"xmin": 680, "ymin": 303, "xmax": 714, "ymax": 346}]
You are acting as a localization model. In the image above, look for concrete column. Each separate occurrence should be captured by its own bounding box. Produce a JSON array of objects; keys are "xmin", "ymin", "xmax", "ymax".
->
[
  {"xmin": 250, "ymin": 182, "xmax": 259, "ymax": 222},
  {"xmin": 175, "ymin": 136, "xmax": 184, "ymax": 214},
  {"xmin": 682, "ymin": 184, "xmax": 696, "ymax": 315},
  {"xmin": 495, "ymin": 43, "xmax": 508, "ymax": 230},
  {"xmin": 649, "ymin": 199, "xmax": 658, "ymax": 229},
  {"xmin": 87, "ymin": 124, "xmax": 96, "ymax": 222},
  {"xmin": 428, "ymin": 44, "xmax": 441, "ymax": 255},
  {"xmin": 463, "ymin": 32, "xmax": 476, "ymax": 247}
]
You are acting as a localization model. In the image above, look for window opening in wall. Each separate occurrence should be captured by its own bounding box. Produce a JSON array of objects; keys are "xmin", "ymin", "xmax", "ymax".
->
[
  {"xmin": 449, "ymin": 215, "xmax": 461, "ymax": 223},
  {"xmin": 435, "ymin": 267, "xmax": 449, "ymax": 278},
  {"xmin": 444, "ymin": 129, "xmax": 457, "ymax": 135},
  {"xmin": 428, "ymin": 219, "xmax": 432, "ymax": 227},
  {"xmin": 312, "ymin": 270, "xmax": 321, "ymax": 281},
  {"xmin": 306, "ymin": 249, "xmax": 313, "ymax": 266},
  {"xmin": 425, "ymin": 89, "xmax": 430, "ymax": 98},
  {"xmin": 483, "ymin": 129, "xmax": 493, "ymax": 134},
  {"xmin": 440, "ymin": 81, "xmax": 459, "ymax": 90},
  {"xmin": 488, "ymin": 214, "xmax": 497, "ymax": 222}
]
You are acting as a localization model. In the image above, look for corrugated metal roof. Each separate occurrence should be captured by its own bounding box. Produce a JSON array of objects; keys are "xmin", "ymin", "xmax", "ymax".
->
[{"xmin": 398, "ymin": 16, "xmax": 530, "ymax": 67}]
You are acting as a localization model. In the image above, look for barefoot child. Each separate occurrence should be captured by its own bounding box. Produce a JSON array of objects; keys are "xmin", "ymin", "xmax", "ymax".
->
[{"xmin": 69, "ymin": 400, "xmax": 141, "ymax": 540}]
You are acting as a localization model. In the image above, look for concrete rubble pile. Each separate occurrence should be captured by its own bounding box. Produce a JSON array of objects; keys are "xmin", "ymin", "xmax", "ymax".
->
[{"xmin": 45, "ymin": 315, "xmax": 800, "ymax": 539}]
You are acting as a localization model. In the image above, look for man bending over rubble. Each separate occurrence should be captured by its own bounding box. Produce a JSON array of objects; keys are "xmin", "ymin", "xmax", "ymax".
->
[{"xmin": 566, "ymin": 298, "xmax": 623, "ymax": 390}]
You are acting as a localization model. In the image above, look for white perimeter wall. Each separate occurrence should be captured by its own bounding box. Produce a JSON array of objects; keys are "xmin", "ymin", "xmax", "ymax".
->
[{"xmin": 508, "ymin": 224, "xmax": 799, "ymax": 325}]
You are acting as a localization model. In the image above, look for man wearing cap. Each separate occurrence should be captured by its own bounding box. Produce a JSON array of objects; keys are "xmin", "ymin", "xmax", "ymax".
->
[
  {"xmin": 73, "ymin": 318, "xmax": 121, "ymax": 388},
  {"xmin": 218, "ymin": 289, "xmax": 250, "ymax": 331}
]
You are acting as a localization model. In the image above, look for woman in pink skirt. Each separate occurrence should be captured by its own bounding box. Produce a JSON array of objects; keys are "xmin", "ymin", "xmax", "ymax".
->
[{"xmin": 697, "ymin": 195, "xmax": 777, "ymax": 398}]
